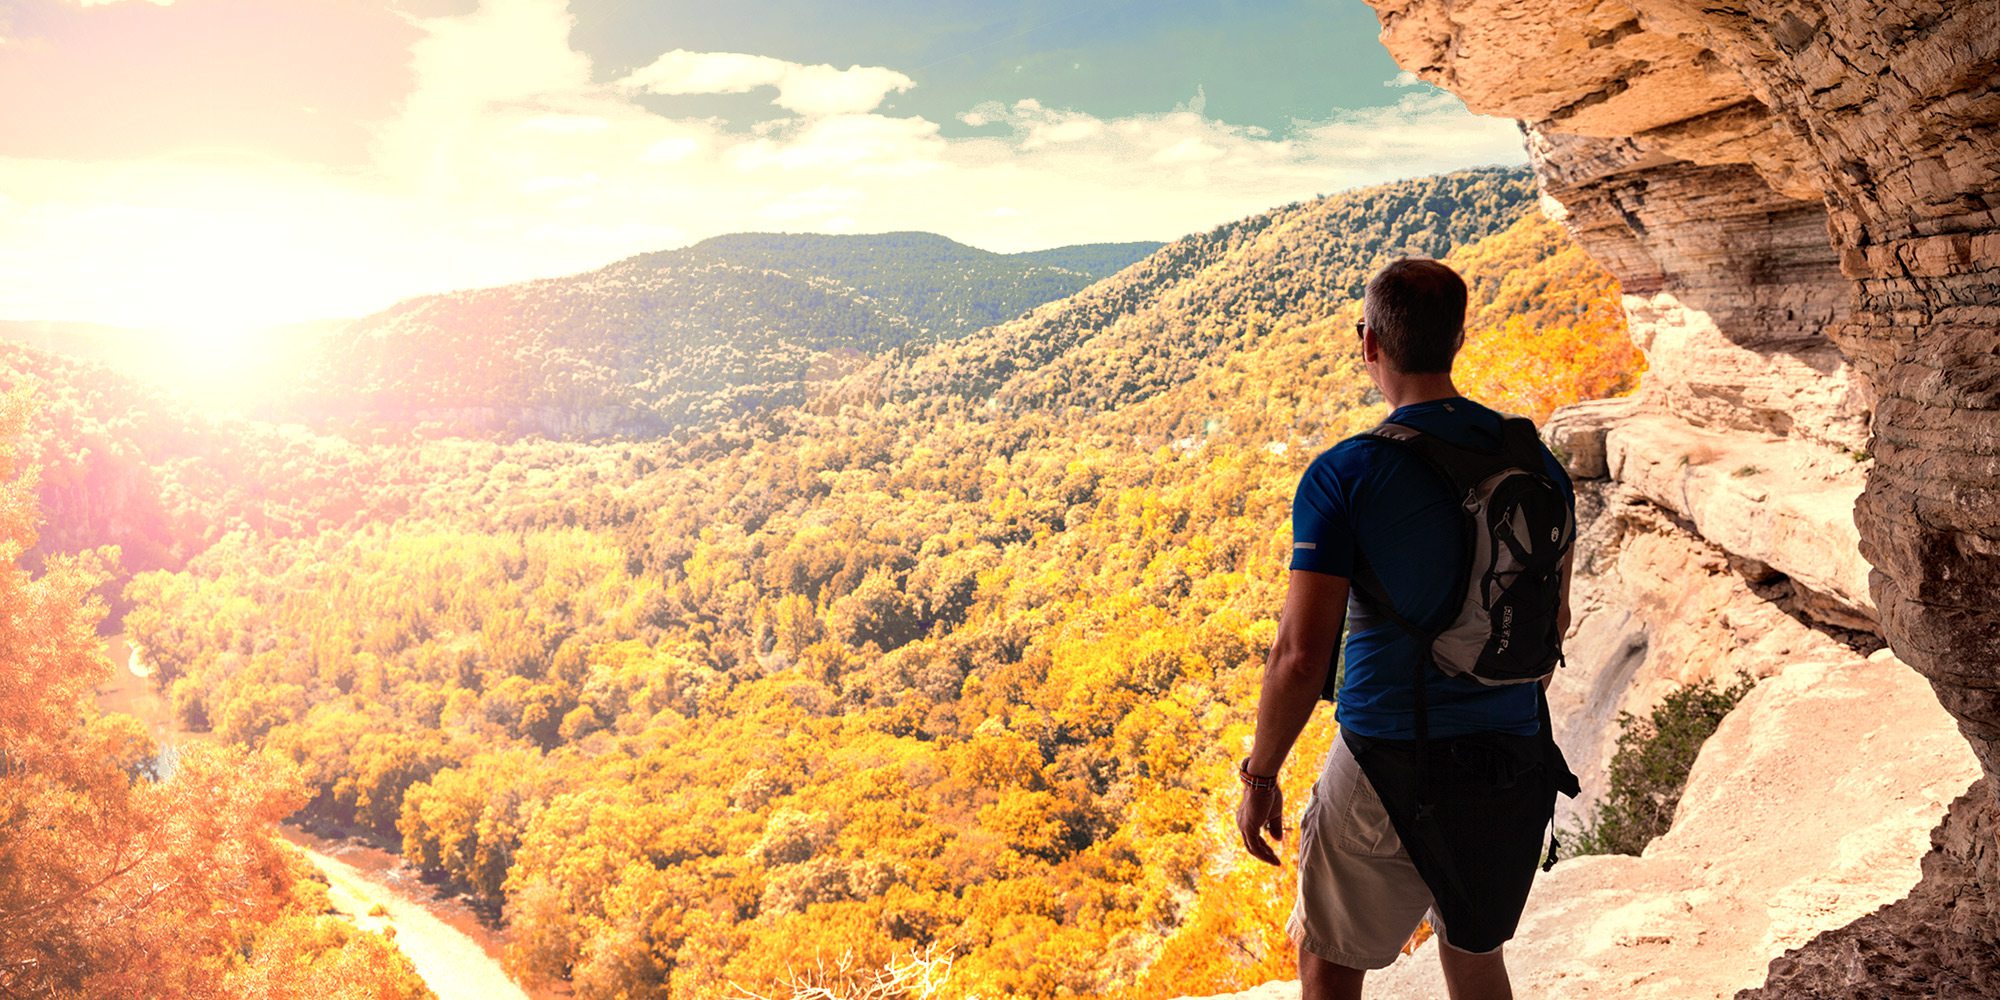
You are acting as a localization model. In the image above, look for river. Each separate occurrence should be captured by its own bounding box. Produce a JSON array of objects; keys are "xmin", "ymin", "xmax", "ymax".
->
[{"xmin": 94, "ymin": 634, "xmax": 544, "ymax": 1000}]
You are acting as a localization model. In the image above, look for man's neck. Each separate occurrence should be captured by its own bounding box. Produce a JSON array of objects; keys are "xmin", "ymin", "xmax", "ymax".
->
[{"xmin": 1378, "ymin": 372, "xmax": 1463, "ymax": 410}]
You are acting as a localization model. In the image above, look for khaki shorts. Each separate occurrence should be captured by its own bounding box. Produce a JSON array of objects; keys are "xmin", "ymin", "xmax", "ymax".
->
[{"xmin": 1287, "ymin": 734, "xmax": 1492, "ymax": 968}]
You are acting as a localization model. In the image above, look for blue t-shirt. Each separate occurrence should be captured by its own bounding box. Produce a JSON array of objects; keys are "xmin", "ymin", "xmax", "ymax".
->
[{"xmin": 1290, "ymin": 396, "xmax": 1575, "ymax": 739}]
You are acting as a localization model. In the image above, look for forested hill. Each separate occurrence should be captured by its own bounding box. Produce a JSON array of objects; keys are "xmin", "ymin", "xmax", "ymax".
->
[
  {"xmin": 849, "ymin": 165, "xmax": 1538, "ymax": 415},
  {"xmin": 290, "ymin": 232, "xmax": 1159, "ymax": 438},
  {"xmin": 13, "ymin": 164, "xmax": 1644, "ymax": 1000}
]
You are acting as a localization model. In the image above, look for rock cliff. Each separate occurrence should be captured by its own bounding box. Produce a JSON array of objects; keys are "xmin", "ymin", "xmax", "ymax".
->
[
  {"xmin": 1366, "ymin": 0, "xmax": 2000, "ymax": 799},
  {"xmin": 1385, "ymin": 0, "xmax": 1999, "ymax": 990},
  {"xmin": 1199, "ymin": 1, "xmax": 2000, "ymax": 995}
]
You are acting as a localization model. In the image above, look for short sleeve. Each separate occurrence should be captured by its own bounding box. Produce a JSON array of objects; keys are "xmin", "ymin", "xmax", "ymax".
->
[{"xmin": 1290, "ymin": 448, "xmax": 1358, "ymax": 577}]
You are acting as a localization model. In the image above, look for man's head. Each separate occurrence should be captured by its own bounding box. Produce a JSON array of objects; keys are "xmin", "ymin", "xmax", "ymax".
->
[{"xmin": 1360, "ymin": 258, "xmax": 1467, "ymax": 374}]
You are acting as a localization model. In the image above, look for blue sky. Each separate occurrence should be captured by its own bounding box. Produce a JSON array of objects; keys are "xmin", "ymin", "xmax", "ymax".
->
[
  {"xmin": 0, "ymin": 0, "xmax": 1527, "ymax": 331},
  {"xmin": 567, "ymin": 0, "xmax": 1411, "ymax": 136}
]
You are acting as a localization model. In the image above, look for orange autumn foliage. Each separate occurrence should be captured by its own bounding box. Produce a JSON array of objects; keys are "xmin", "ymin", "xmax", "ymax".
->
[
  {"xmin": 5, "ymin": 171, "xmax": 1651, "ymax": 1000},
  {"xmin": 1448, "ymin": 212, "xmax": 1646, "ymax": 421},
  {"xmin": 0, "ymin": 390, "xmax": 429, "ymax": 1000}
]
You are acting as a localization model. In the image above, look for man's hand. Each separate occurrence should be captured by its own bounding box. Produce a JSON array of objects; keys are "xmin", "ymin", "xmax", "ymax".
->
[
  {"xmin": 1235, "ymin": 570, "xmax": 1349, "ymax": 866},
  {"xmin": 1236, "ymin": 782, "xmax": 1285, "ymax": 865}
]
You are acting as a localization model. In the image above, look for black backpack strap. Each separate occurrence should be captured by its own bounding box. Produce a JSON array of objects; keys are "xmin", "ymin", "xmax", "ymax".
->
[
  {"xmin": 1345, "ymin": 423, "xmax": 1464, "ymax": 760},
  {"xmin": 1349, "ymin": 547, "xmax": 1437, "ymax": 774},
  {"xmin": 1535, "ymin": 685, "xmax": 1583, "ymax": 870},
  {"xmin": 1355, "ymin": 420, "xmax": 1521, "ymax": 649},
  {"xmin": 1353, "ymin": 422, "xmax": 1470, "ymax": 631},
  {"xmin": 1497, "ymin": 415, "xmax": 1549, "ymax": 466},
  {"xmin": 1347, "ymin": 546, "xmax": 1438, "ymax": 645},
  {"xmin": 1362, "ymin": 417, "xmax": 1572, "ymax": 634},
  {"xmin": 1364, "ymin": 420, "xmax": 1527, "ymax": 499}
]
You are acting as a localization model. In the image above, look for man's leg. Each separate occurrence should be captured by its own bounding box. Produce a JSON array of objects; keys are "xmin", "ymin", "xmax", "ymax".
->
[
  {"xmin": 1436, "ymin": 940, "xmax": 1511, "ymax": 1000},
  {"xmin": 1290, "ymin": 737, "xmax": 1434, "ymax": 999},
  {"xmin": 1297, "ymin": 944, "xmax": 1364, "ymax": 1000}
]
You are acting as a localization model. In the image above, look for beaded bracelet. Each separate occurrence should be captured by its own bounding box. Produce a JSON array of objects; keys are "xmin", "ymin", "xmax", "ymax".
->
[{"xmin": 1237, "ymin": 758, "xmax": 1278, "ymax": 791}]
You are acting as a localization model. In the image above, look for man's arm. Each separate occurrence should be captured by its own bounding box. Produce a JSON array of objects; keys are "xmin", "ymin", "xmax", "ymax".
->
[{"xmin": 1236, "ymin": 569, "xmax": 1350, "ymax": 866}]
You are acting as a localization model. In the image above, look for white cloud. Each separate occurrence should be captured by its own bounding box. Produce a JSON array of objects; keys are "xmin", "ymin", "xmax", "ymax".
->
[
  {"xmin": 982, "ymin": 100, "xmax": 1106, "ymax": 150},
  {"xmin": 761, "ymin": 184, "xmax": 865, "ymax": 223},
  {"xmin": 641, "ymin": 134, "xmax": 702, "ymax": 164},
  {"xmin": 1152, "ymin": 137, "xmax": 1224, "ymax": 163},
  {"xmin": 623, "ymin": 50, "xmax": 785, "ymax": 95},
  {"xmin": 728, "ymin": 114, "xmax": 945, "ymax": 174},
  {"xmin": 1385, "ymin": 70, "xmax": 1423, "ymax": 87},
  {"xmin": 619, "ymin": 50, "xmax": 913, "ymax": 117},
  {"xmin": 0, "ymin": 0, "xmax": 1528, "ymax": 332},
  {"xmin": 72, "ymin": 0, "xmax": 174, "ymax": 6}
]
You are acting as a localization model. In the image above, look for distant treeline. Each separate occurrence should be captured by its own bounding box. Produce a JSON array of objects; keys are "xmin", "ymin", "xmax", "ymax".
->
[{"xmin": 284, "ymin": 232, "xmax": 1161, "ymax": 437}]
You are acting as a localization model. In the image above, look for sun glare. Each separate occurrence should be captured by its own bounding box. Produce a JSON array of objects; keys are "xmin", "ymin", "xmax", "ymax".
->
[{"xmin": 106, "ymin": 321, "xmax": 284, "ymax": 413}]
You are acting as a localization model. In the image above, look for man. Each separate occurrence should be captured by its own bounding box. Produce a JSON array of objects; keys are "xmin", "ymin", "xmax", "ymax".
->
[{"xmin": 1234, "ymin": 258, "xmax": 1576, "ymax": 1000}]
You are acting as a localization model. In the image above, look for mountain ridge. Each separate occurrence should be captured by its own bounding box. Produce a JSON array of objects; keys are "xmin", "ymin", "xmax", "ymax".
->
[
  {"xmin": 290, "ymin": 231, "xmax": 1163, "ymax": 438},
  {"xmin": 837, "ymin": 165, "xmax": 1540, "ymax": 418}
]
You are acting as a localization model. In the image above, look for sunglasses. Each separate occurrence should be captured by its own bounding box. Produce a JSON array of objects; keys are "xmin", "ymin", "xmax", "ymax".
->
[{"xmin": 1354, "ymin": 320, "xmax": 1366, "ymax": 340}]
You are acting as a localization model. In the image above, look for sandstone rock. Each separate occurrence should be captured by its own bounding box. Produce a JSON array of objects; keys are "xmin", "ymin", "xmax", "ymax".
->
[
  {"xmin": 1187, "ymin": 979, "xmax": 1292, "ymax": 1000},
  {"xmin": 1740, "ymin": 788, "xmax": 2000, "ymax": 999},
  {"xmin": 1184, "ymin": 980, "xmax": 1296, "ymax": 1000},
  {"xmin": 1524, "ymin": 136, "xmax": 1867, "ymax": 455},
  {"xmin": 1550, "ymin": 479, "xmax": 1858, "ymax": 823},
  {"xmin": 1380, "ymin": 652, "xmax": 1974, "ymax": 998},
  {"xmin": 1367, "ymin": 0, "xmax": 2000, "ymax": 923},
  {"xmin": 1600, "ymin": 414, "xmax": 1874, "ymax": 626},
  {"xmin": 1176, "ymin": 9, "xmax": 2000, "ymax": 998},
  {"xmin": 1543, "ymin": 397, "xmax": 1633, "ymax": 479}
]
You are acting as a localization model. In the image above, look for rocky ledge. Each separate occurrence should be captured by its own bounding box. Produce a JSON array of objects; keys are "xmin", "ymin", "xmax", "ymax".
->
[{"xmin": 1191, "ymin": 648, "xmax": 1975, "ymax": 999}]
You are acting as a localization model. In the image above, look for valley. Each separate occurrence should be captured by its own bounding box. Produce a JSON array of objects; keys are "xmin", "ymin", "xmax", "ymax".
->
[
  {"xmin": 10, "ymin": 0, "xmax": 1995, "ymax": 996},
  {"xmin": 11, "ymin": 165, "xmax": 1644, "ymax": 998}
]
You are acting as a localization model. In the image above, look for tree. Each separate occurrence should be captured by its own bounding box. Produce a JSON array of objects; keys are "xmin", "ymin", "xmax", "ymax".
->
[{"xmin": 0, "ymin": 392, "xmax": 428, "ymax": 998}]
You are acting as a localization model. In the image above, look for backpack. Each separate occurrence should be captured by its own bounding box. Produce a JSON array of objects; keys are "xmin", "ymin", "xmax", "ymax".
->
[
  {"xmin": 1327, "ymin": 414, "xmax": 1583, "ymax": 888},
  {"xmin": 1320, "ymin": 414, "xmax": 1574, "ymax": 703}
]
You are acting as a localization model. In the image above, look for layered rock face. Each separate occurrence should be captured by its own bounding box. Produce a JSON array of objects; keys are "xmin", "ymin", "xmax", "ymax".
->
[
  {"xmin": 1355, "ymin": 0, "xmax": 2000, "ymax": 991},
  {"xmin": 1538, "ymin": 433, "xmax": 1879, "ymax": 823},
  {"xmin": 1743, "ymin": 786, "xmax": 2000, "ymax": 999},
  {"xmin": 1367, "ymin": 0, "xmax": 2000, "ymax": 810}
]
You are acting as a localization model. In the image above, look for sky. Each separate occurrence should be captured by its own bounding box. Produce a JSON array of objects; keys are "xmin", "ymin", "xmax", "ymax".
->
[{"xmin": 0, "ymin": 0, "xmax": 1528, "ymax": 336}]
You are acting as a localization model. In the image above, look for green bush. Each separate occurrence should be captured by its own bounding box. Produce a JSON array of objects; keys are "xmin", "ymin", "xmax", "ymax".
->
[{"xmin": 1568, "ymin": 672, "xmax": 1757, "ymax": 857}]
